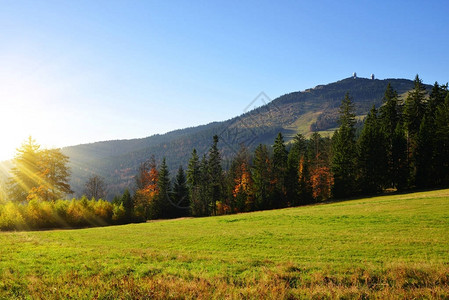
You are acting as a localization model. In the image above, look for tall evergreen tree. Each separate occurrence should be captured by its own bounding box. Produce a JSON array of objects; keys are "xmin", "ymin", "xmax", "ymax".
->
[
  {"xmin": 357, "ymin": 105, "xmax": 388, "ymax": 194},
  {"xmin": 391, "ymin": 122, "xmax": 409, "ymax": 191},
  {"xmin": 187, "ymin": 149, "xmax": 204, "ymax": 216},
  {"xmin": 286, "ymin": 133, "xmax": 307, "ymax": 206},
  {"xmin": 427, "ymin": 83, "xmax": 448, "ymax": 187},
  {"xmin": 153, "ymin": 158, "xmax": 171, "ymax": 219},
  {"xmin": 252, "ymin": 144, "xmax": 273, "ymax": 210},
  {"xmin": 272, "ymin": 132, "xmax": 288, "ymax": 208},
  {"xmin": 121, "ymin": 188, "xmax": 133, "ymax": 222},
  {"xmin": 207, "ymin": 135, "xmax": 223, "ymax": 215},
  {"xmin": 379, "ymin": 83, "xmax": 404, "ymax": 189},
  {"xmin": 415, "ymin": 114, "xmax": 433, "ymax": 188},
  {"xmin": 428, "ymin": 82, "xmax": 447, "ymax": 119},
  {"xmin": 404, "ymin": 75, "xmax": 427, "ymax": 139},
  {"xmin": 332, "ymin": 92, "xmax": 357, "ymax": 198},
  {"xmin": 187, "ymin": 149, "xmax": 200, "ymax": 193},
  {"xmin": 196, "ymin": 155, "xmax": 211, "ymax": 216},
  {"xmin": 434, "ymin": 93, "xmax": 449, "ymax": 186},
  {"xmin": 172, "ymin": 165, "xmax": 189, "ymax": 217},
  {"xmin": 404, "ymin": 75, "xmax": 427, "ymax": 185}
]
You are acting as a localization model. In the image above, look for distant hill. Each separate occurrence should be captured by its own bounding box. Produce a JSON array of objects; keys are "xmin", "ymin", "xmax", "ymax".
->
[{"xmin": 1, "ymin": 77, "xmax": 432, "ymax": 199}]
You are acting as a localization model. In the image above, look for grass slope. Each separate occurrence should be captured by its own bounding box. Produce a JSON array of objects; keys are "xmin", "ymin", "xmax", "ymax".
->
[{"xmin": 1, "ymin": 189, "xmax": 449, "ymax": 299}]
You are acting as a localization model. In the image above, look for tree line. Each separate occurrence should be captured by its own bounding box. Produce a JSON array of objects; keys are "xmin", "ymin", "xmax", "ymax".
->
[
  {"xmin": 127, "ymin": 75, "xmax": 448, "ymax": 219},
  {"xmin": 1, "ymin": 75, "xmax": 448, "ymax": 230}
]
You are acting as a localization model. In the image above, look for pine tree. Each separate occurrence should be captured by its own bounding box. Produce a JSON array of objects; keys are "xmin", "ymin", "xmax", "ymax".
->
[
  {"xmin": 434, "ymin": 93, "xmax": 449, "ymax": 186},
  {"xmin": 272, "ymin": 132, "xmax": 288, "ymax": 207},
  {"xmin": 357, "ymin": 105, "xmax": 388, "ymax": 194},
  {"xmin": 286, "ymin": 133, "xmax": 307, "ymax": 206},
  {"xmin": 415, "ymin": 114, "xmax": 433, "ymax": 188},
  {"xmin": 404, "ymin": 75, "xmax": 427, "ymax": 139},
  {"xmin": 427, "ymin": 83, "xmax": 448, "ymax": 187},
  {"xmin": 195, "ymin": 155, "xmax": 211, "ymax": 216},
  {"xmin": 121, "ymin": 188, "xmax": 133, "ymax": 222},
  {"xmin": 332, "ymin": 92, "xmax": 357, "ymax": 198},
  {"xmin": 404, "ymin": 75, "xmax": 427, "ymax": 185},
  {"xmin": 154, "ymin": 158, "xmax": 171, "ymax": 219},
  {"xmin": 187, "ymin": 149, "xmax": 200, "ymax": 200},
  {"xmin": 172, "ymin": 165, "xmax": 189, "ymax": 217},
  {"xmin": 428, "ymin": 82, "xmax": 447, "ymax": 119},
  {"xmin": 391, "ymin": 122, "xmax": 409, "ymax": 191},
  {"xmin": 187, "ymin": 149, "xmax": 204, "ymax": 216},
  {"xmin": 207, "ymin": 135, "xmax": 223, "ymax": 215},
  {"xmin": 379, "ymin": 83, "xmax": 403, "ymax": 189},
  {"xmin": 252, "ymin": 144, "xmax": 273, "ymax": 210}
]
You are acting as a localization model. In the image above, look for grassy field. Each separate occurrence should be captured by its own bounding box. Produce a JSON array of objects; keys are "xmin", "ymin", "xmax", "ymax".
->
[{"xmin": 1, "ymin": 189, "xmax": 449, "ymax": 299}]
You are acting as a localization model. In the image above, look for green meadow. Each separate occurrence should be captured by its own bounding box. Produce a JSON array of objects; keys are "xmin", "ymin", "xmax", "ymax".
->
[{"xmin": 1, "ymin": 189, "xmax": 449, "ymax": 299}]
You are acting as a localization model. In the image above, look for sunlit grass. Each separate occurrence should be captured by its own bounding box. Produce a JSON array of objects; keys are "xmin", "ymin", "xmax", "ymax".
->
[{"xmin": 1, "ymin": 189, "xmax": 448, "ymax": 298}]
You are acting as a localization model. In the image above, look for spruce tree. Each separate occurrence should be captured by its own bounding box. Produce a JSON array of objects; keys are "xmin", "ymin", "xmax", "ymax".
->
[
  {"xmin": 428, "ymin": 82, "xmax": 447, "ymax": 119},
  {"xmin": 391, "ymin": 122, "xmax": 409, "ymax": 191},
  {"xmin": 186, "ymin": 149, "xmax": 200, "ymax": 214},
  {"xmin": 272, "ymin": 132, "xmax": 288, "ymax": 207},
  {"xmin": 434, "ymin": 93, "xmax": 449, "ymax": 186},
  {"xmin": 332, "ymin": 92, "xmax": 357, "ymax": 198},
  {"xmin": 404, "ymin": 75, "xmax": 427, "ymax": 139},
  {"xmin": 415, "ymin": 115, "xmax": 433, "ymax": 188},
  {"xmin": 379, "ymin": 83, "xmax": 403, "ymax": 189},
  {"xmin": 252, "ymin": 144, "xmax": 273, "ymax": 210},
  {"xmin": 153, "ymin": 158, "xmax": 171, "ymax": 219},
  {"xmin": 286, "ymin": 133, "xmax": 307, "ymax": 206},
  {"xmin": 357, "ymin": 105, "xmax": 388, "ymax": 194},
  {"xmin": 404, "ymin": 75, "xmax": 427, "ymax": 185},
  {"xmin": 198, "ymin": 154, "xmax": 211, "ymax": 216},
  {"xmin": 121, "ymin": 188, "xmax": 133, "ymax": 222},
  {"xmin": 173, "ymin": 165, "xmax": 189, "ymax": 217},
  {"xmin": 207, "ymin": 135, "xmax": 223, "ymax": 215},
  {"xmin": 427, "ymin": 83, "xmax": 448, "ymax": 186}
]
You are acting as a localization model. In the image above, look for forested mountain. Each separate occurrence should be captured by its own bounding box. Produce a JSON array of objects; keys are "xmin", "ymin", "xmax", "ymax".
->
[{"xmin": 16, "ymin": 77, "xmax": 434, "ymax": 199}]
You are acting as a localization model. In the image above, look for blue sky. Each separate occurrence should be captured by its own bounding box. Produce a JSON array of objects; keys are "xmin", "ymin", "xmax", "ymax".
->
[{"xmin": 0, "ymin": 0, "xmax": 448, "ymax": 160}]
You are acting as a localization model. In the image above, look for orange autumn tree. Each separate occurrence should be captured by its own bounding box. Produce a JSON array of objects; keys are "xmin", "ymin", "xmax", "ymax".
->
[
  {"xmin": 134, "ymin": 156, "xmax": 159, "ymax": 220},
  {"xmin": 226, "ymin": 145, "xmax": 254, "ymax": 213},
  {"xmin": 307, "ymin": 133, "xmax": 333, "ymax": 202},
  {"xmin": 231, "ymin": 162, "xmax": 253, "ymax": 212},
  {"xmin": 309, "ymin": 163, "xmax": 333, "ymax": 201}
]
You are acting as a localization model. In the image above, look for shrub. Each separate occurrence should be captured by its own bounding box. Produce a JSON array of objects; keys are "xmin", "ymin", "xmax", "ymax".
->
[{"xmin": 0, "ymin": 202, "xmax": 26, "ymax": 231}]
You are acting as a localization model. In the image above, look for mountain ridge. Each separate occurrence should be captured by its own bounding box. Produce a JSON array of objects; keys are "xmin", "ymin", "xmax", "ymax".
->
[{"xmin": 1, "ymin": 76, "xmax": 433, "ymax": 199}]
